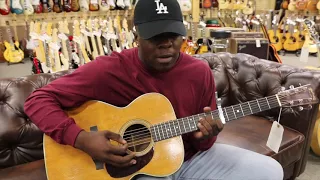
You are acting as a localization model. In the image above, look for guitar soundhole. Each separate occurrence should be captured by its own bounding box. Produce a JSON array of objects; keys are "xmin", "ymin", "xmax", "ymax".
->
[{"xmin": 124, "ymin": 124, "xmax": 151, "ymax": 153}]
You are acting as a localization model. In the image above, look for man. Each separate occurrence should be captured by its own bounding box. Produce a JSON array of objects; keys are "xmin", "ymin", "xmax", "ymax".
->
[{"xmin": 24, "ymin": 0, "xmax": 284, "ymax": 179}]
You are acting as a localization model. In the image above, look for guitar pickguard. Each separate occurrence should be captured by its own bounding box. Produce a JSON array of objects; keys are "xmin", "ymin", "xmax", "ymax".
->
[{"xmin": 105, "ymin": 149, "xmax": 154, "ymax": 178}]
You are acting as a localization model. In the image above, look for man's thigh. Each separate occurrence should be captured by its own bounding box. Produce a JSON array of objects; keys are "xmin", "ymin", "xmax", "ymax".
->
[
  {"xmin": 174, "ymin": 143, "xmax": 284, "ymax": 180},
  {"xmin": 134, "ymin": 143, "xmax": 283, "ymax": 180}
]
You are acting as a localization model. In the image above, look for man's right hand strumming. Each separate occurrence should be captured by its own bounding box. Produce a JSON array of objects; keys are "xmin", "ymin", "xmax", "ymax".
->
[{"xmin": 74, "ymin": 130, "xmax": 137, "ymax": 167}]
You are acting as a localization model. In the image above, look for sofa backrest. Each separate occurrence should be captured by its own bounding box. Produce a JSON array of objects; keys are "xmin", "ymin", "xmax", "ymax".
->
[{"xmin": 0, "ymin": 70, "xmax": 73, "ymax": 169}]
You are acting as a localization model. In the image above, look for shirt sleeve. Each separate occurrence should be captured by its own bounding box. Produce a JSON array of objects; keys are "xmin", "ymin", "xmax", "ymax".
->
[
  {"xmin": 24, "ymin": 59, "xmax": 104, "ymax": 147},
  {"xmin": 190, "ymin": 64, "xmax": 218, "ymax": 151}
]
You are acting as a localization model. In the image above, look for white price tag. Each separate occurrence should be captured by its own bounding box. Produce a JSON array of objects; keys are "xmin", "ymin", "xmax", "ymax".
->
[
  {"xmin": 300, "ymin": 46, "xmax": 309, "ymax": 63},
  {"xmin": 199, "ymin": 21, "xmax": 206, "ymax": 28},
  {"xmin": 42, "ymin": 34, "xmax": 52, "ymax": 41},
  {"xmin": 256, "ymin": 39, "xmax": 261, "ymax": 48},
  {"xmin": 93, "ymin": 30, "xmax": 102, "ymax": 37},
  {"xmin": 58, "ymin": 33, "xmax": 69, "ymax": 41},
  {"xmin": 38, "ymin": 35, "xmax": 46, "ymax": 42},
  {"xmin": 266, "ymin": 121, "xmax": 284, "ymax": 153},
  {"xmin": 73, "ymin": 36, "xmax": 82, "ymax": 44},
  {"xmin": 30, "ymin": 33, "xmax": 39, "ymax": 40},
  {"xmin": 49, "ymin": 42, "xmax": 61, "ymax": 51},
  {"xmin": 32, "ymin": 0, "xmax": 40, "ymax": 5}
]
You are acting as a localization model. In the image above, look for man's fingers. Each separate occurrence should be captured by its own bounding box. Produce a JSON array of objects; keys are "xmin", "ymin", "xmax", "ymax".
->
[
  {"xmin": 199, "ymin": 118, "xmax": 213, "ymax": 136},
  {"xmin": 108, "ymin": 152, "xmax": 137, "ymax": 167},
  {"xmin": 104, "ymin": 131, "xmax": 127, "ymax": 144}
]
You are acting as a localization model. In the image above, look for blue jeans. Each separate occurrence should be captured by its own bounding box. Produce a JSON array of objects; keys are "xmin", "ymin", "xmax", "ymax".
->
[{"xmin": 134, "ymin": 143, "xmax": 284, "ymax": 180}]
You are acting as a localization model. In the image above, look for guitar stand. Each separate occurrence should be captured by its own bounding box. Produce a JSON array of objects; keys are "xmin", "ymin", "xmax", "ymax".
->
[{"xmin": 7, "ymin": 59, "xmax": 25, "ymax": 66}]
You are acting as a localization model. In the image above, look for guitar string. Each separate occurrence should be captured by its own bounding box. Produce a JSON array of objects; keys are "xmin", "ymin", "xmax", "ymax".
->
[
  {"xmin": 125, "ymin": 92, "xmax": 306, "ymax": 148},
  {"xmin": 122, "ymin": 87, "xmax": 304, "ymax": 137},
  {"xmin": 122, "ymin": 95, "xmax": 282, "ymax": 137},
  {"xmin": 122, "ymin": 95, "xmax": 288, "ymax": 142},
  {"xmin": 125, "ymin": 88, "xmax": 311, "ymax": 144},
  {"xmin": 123, "ymin": 95, "xmax": 293, "ymax": 142}
]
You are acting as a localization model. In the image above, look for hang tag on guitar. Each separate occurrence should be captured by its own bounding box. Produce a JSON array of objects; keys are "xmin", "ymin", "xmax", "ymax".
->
[
  {"xmin": 256, "ymin": 39, "xmax": 261, "ymax": 48},
  {"xmin": 266, "ymin": 121, "xmax": 284, "ymax": 153},
  {"xmin": 58, "ymin": 33, "xmax": 69, "ymax": 41},
  {"xmin": 299, "ymin": 46, "xmax": 309, "ymax": 63}
]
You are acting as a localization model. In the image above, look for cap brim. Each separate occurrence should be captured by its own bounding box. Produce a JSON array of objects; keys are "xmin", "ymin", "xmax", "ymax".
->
[{"xmin": 136, "ymin": 20, "xmax": 186, "ymax": 39}]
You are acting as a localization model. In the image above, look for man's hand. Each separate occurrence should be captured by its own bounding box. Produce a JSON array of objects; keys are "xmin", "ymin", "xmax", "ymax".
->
[
  {"xmin": 192, "ymin": 107, "xmax": 224, "ymax": 140},
  {"xmin": 74, "ymin": 130, "xmax": 136, "ymax": 167}
]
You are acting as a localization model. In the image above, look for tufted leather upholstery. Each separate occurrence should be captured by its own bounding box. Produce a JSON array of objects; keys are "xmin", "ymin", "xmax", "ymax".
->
[{"xmin": 0, "ymin": 52, "xmax": 320, "ymax": 180}]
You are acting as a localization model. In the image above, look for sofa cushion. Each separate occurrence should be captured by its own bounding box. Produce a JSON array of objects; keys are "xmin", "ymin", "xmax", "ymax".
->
[{"xmin": 216, "ymin": 115, "xmax": 305, "ymax": 168}]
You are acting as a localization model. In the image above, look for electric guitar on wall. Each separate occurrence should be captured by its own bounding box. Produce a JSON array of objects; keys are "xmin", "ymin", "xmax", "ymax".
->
[
  {"xmin": 43, "ymin": 84, "xmax": 318, "ymax": 180},
  {"xmin": 3, "ymin": 21, "xmax": 24, "ymax": 63},
  {"xmin": 0, "ymin": 0, "xmax": 10, "ymax": 15}
]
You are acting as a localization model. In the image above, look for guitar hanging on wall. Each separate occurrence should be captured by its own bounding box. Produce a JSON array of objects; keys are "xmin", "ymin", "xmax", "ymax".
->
[{"xmin": 43, "ymin": 84, "xmax": 318, "ymax": 180}]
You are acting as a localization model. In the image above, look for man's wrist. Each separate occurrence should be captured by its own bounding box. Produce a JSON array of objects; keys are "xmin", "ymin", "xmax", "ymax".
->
[{"xmin": 74, "ymin": 130, "xmax": 88, "ymax": 151}]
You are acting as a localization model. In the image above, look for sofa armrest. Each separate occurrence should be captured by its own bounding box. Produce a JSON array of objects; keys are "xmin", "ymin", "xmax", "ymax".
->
[
  {"xmin": 0, "ymin": 160, "xmax": 46, "ymax": 180},
  {"xmin": 192, "ymin": 52, "xmax": 320, "ymax": 177}
]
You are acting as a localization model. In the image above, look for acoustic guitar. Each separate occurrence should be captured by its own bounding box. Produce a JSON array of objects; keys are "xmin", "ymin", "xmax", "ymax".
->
[{"xmin": 43, "ymin": 85, "xmax": 318, "ymax": 180}]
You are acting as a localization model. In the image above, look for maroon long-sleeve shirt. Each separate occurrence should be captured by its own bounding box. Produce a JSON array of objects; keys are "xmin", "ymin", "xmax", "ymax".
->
[{"xmin": 24, "ymin": 47, "xmax": 217, "ymax": 161}]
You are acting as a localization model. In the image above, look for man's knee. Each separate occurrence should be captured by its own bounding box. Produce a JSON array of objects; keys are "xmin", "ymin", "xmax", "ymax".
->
[{"xmin": 252, "ymin": 156, "xmax": 284, "ymax": 180}]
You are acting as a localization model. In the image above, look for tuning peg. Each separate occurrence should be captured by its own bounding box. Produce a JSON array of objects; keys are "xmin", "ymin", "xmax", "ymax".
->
[
  {"xmin": 299, "ymin": 83, "xmax": 302, "ymax": 86},
  {"xmin": 280, "ymin": 86, "xmax": 286, "ymax": 91},
  {"xmin": 306, "ymin": 105, "xmax": 313, "ymax": 110},
  {"xmin": 289, "ymin": 85, "xmax": 294, "ymax": 89},
  {"xmin": 298, "ymin": 106, "xmax": 304, "ymax": 111}
]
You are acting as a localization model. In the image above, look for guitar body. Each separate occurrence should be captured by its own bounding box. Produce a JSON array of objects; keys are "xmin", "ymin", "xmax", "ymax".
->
[
  {"xmin": 89, "ymin": 0, "xmax": 99, "ymax": 11},
  {"xmin": 268, "ymin": 29, "xmax": 283, "ymax": 51},
  {"xmin": 21, "ymin": 0, "xmax": 34, "ymax": 15},
  {"xmin": 0, "ymin": 0, "xmax": 10, "ymax": 15},
  {"xmin": 3, "ymin": 41, "xmax": 24, "ymax": 63},
  {"xmin": 218, "ymin": 0, "xmax": 229, "ymax": 9},
  {"xmin": 202, "ymin": 0, "xmax": 212, "ymax": 8},
  {"xmin": 307, "ymin": 0, "xmax": 317, "ymax": 11},
  {"xmin": 44, "ymin": 93, "xmax": 184, "ymax": 180},
  {"xmin": 317, "ymin": 0, "xmax": 320, "ymax": 10},
  {"xmin": 53, "ymin": 0, "xmax": 62, "ymax": 12},
  {"xmin": 71, "ymin": 0, "xmax": 80, "ymax": 11},
  {"xmin": 295, "ymin": 0, "xmax": 308, "ymax": 10},
  {"xmin": 283, "ymin": 36, "xmax": 299, "ymax": 51},
  {"xmin": 281, "ymin": 0, "xmax": 289, "ymax": 9},
  {"xmin": 63, "ymin": 0, "xmax": 71, "ymax": 12},
  {"xmin": 10, "ymin": 0, "xmax": 23, "ymax": 14},
  {"xmin": 288, "ymin": 0, "xmax": 297, "ymax": 11}
]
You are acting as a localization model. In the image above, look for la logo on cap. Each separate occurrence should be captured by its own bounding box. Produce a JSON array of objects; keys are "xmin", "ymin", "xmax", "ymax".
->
[{"xmin": 155, "ymin": 0, "xmax": 168, "ymax": 14}]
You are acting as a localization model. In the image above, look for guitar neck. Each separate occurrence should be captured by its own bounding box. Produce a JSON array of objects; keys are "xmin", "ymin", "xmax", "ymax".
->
[{"xmin": 151, "ymin": 94, "xmax": 280, "ymax": 142}]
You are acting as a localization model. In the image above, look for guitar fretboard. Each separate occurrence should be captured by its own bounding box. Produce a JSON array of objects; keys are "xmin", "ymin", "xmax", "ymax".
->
[{"xmin": 150, "ymin": 94, "xmax": 280, "ymax": 142}]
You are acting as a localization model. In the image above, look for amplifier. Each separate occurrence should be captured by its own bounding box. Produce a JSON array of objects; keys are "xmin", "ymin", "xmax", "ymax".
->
[
  {"xmin": 229, "ymin": 38, "xmax": 269, "ymax": 60},
  {"xmin": 231, "ymin": 32, "xmax": 265, "ymax": 39}
]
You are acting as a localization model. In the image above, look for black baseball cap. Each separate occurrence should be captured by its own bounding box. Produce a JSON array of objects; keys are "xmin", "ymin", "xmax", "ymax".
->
[{"xmin": 133, "ymin": 0, "xmax": 187, "ymax": 39}]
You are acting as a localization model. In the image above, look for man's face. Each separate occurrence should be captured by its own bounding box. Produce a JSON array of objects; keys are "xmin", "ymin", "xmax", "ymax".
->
[{"xmin": 137, "ymin": 32, "xmax": 183, "ymax": 73}]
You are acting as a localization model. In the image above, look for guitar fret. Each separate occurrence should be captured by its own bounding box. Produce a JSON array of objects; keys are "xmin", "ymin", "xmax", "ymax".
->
[
  {"xmin": 256, "ymin": 99, "xmax": 261, "ymax": 111},
  {"xmin": 231, "ymin": 106, "xmax": 237, "ymax": 119},
  {"xmin": 160, "ymin": 123, "xmax": 165, "ymax": 140},
  {"xmin": 151, "ymin": 126, "xmax": 157, "ymax": 142},
  {"xmin": 182, "ymin": 118, "xmax": 186, "ymax": 133},
  {"xmin": 239, "ymin": 104, "xmax": 244, "ymax": 116},
  {"xmin": 177, "ymin": 119, "xmax": 182, "ymax": 135},
  {"xmin": 248, "ymin": 102, "xmax": 253, "ymax": 114},
  {"xmin": 223, "ymin": 108, "xmax": 230, "ymax": 121},
  {"xmin": 172, "ymin": 121, "xmax": 177, "ymax": 137},
  {"xmin": 265, "ymin": 97, "xmax": 271, "ymax": 109}
]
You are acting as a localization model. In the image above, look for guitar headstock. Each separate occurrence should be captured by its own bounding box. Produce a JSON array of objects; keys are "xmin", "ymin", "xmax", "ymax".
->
[{"xmin": 277, "ymin": 84, "xmax": 318, "ymax": 109}]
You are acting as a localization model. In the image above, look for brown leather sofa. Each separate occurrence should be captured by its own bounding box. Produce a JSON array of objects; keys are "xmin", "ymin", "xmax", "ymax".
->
[{"xmin": 0, "ymin": 52, "xmax": 320, "ymax": 180}]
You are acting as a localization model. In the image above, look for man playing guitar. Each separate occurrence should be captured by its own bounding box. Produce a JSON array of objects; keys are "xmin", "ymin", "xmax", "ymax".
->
[{"xmin": 24, "ymin": 0, "xmax": 283, "ymax": 179}]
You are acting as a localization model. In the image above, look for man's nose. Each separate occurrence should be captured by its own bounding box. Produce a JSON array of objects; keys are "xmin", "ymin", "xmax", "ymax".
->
[{"xmin": 158, "ymin": 38, "xmax": 173, "ymax": 48}]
